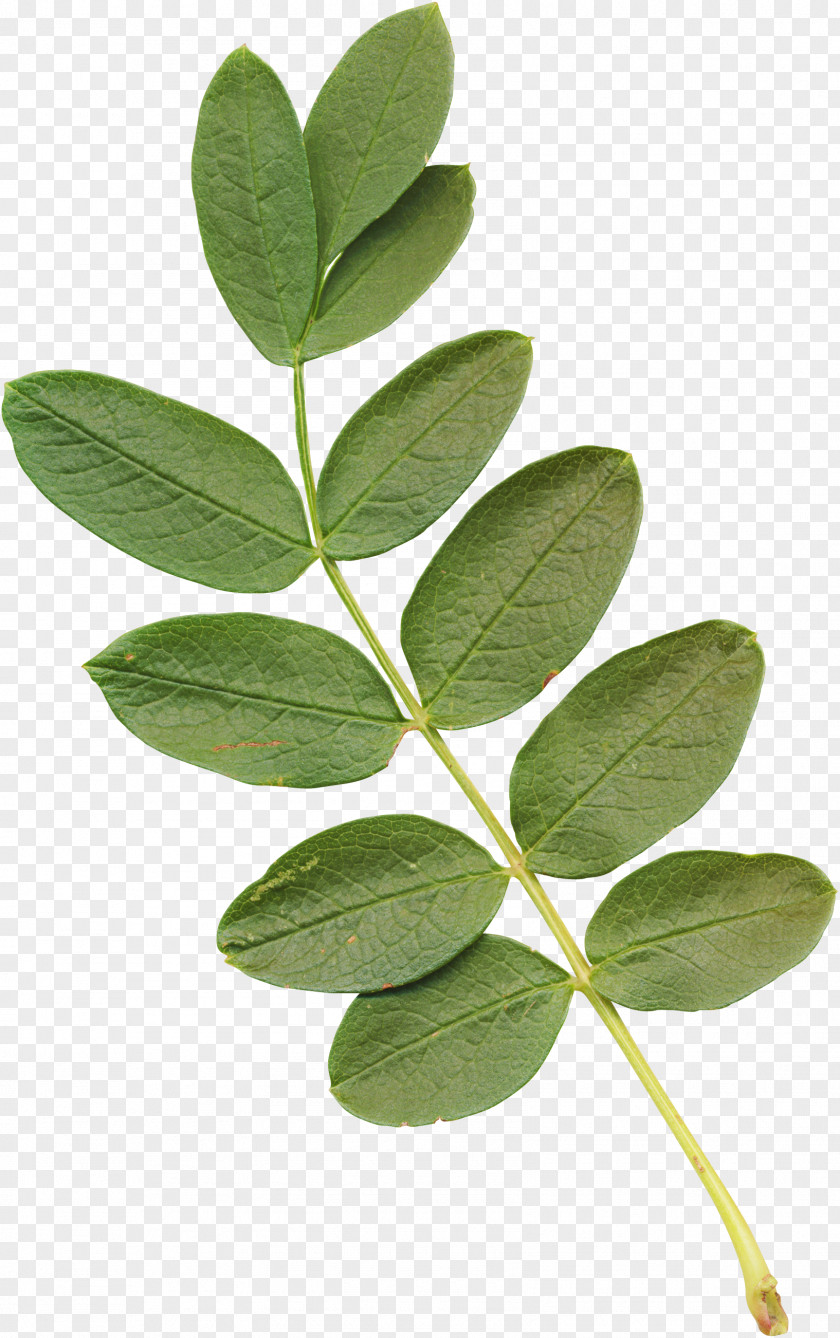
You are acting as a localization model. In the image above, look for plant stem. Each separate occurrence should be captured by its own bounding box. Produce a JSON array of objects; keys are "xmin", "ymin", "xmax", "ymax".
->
[
  {"xmin": 290, "ymin": 361, "xmax": 787, "ymax": 1336},
  {"xmin": 293, "ymin": 360, "xmax": 322, "ymax": 546}
]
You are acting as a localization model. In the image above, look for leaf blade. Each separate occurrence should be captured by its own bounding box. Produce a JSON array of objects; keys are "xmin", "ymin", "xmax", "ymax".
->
[
  {"xmin": 586, "ymin": 850, "xmax": 836, "ymax": 1010},
  {"xmin": 192, "ymin": 46, "xmax": 318, "ymax": 365},
  {"xmin": 301, "ymin": 166, "xmax": 475, "ymax": 361},
  {"xmin": 328, "ymin": 935, "xmax": 573, "ymax": 1126},
  {"xmin": 401, "ymin": 447, "xmax": 643, "ymax": 726},
  {"xmin": 304, "ymin": 5, "xmax": 454, "ymax": 266},
  {"xmin": 4, "ymin": 372, "xmax": 315, "ymax": 593},
  {"xmin": 218, "ymin": 815, "xmax": 510, "ymax": 993},
  {"xmin": 511, "ymin": 621, "xmax": 765, "ymax": 879},
  {"xmin": 84, "ymin": 613, "xmax": 407, "ymax": 788},
  {"xmin": 317, "ymin": 331, "xmax": 533, "ymax": 559}
]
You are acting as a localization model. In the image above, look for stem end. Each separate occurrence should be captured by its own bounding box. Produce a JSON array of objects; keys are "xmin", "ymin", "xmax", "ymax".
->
[{"xmin": 748, "ymin": 1274, "xmax": 788, "ymax": 1335}]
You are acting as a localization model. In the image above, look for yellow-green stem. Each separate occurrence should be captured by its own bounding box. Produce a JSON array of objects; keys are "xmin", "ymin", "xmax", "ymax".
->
[
  {"xmin": 293, "ymin": 361, "xmax": 321, "ymax": 546},
  {"xmin": 290, "ymin": 359, "xmax": 787, "ymax": 1336}
]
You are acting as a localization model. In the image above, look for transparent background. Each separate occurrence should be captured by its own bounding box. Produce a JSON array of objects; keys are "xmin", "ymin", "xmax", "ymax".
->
[{"xmin": 4, "ymin": 2, "xmax": 839, "ymax": 1334}]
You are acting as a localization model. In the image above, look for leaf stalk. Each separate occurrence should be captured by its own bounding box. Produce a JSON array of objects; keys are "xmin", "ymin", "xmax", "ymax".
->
[{"xmin": 290, "ymin": 361, "xmax": 787, "ymax": 1336}]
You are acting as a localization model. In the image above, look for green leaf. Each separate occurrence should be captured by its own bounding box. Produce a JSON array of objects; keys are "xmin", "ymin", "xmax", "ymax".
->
[
  {"xmin": 329, "ymin": 935, "xmax": 573, "ymax": 1126},
  {"xmin": 317, "ymin": 331, "xmax": 533, "ymax": 560},
  {"xmin": 304, "ymin": 5, "xmax": 454, "ymax": 267},
  {"xmin": 218, "ymin": 815, "xmax": 510, "ymax": 993},
  {"xmin": 3, "ymin": 372, "xmax": 315, "ymax": 593},
  {"xmin": 84, "ymin": 613, "xmax": 407, "ymax": 787},
  {"xmin": 586, "ymin": 850, "xmax": 836, "ymax": 1011},
  {"xmin": 301, "ymin": 166, "xmax": 475, "ymax": 362},
  {"xmin": 510, "ymin": 621, "xmax": 765, "ymax": 879},
  {"xmin": 401, "ymin": 447, "xmax": 642, "ymax": 727},
  {"xmin": 192, "ymin": 46, "xmax": 317, "ymax": 365}
]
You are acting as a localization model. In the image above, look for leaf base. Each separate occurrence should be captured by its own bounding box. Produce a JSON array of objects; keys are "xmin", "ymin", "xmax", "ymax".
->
[{"xmin": 748, "ymin": 1275, "xmax": 788, "ymax": 1336}]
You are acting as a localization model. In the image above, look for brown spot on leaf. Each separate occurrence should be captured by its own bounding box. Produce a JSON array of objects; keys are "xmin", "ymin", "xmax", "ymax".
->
[
  {"xmin": 542, "ymin": 670, "xmax": 558, "ymax": 688},
  {"xmin": 382, "ymin": 983, "xmax": 393, "ymax": 990},
  {"xmin": 346, "ymin": 935, "xmax": 357, "ymax": 945},
  {"xmin": 125, "ymin": 653, "xmax": 134, "ymax": 661},
  {"xmin": 692, "ymin": 1155, "xmax": 705, "ymax": 1174}
]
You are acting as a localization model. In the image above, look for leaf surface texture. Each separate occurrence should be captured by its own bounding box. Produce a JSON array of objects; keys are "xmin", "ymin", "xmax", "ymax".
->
[
  {"xmin": 510, "ymin": 621, "xmax": 765, "ymax": 878},
  {"xmin": 304, "ymin": 5, "xmax": 454, "ymax": 265},
  {"xmin": 586, "ymin": 850, "xmax": 836, "ymax": 1010},
  {"xmin": 318, "ymin": 331, "xmax": 532, "ymax": 559},
  {"xmin": 329, "ymin": 935, "xmax": 573, "ymax": 1125},
  {"xmin": 401, "ymin": 447, "xmax": 642, "ymax": 726},
  {"xmin": 4, "ymin": 372, "xmax": 314, "ymax": 592},
  {"xmin": 192, "ymin": 47, "xmax": 318, "ymax": 365},
  {"xmin": 218, "ymin": 815, "xmax": 509, "ymax": 992},
  {"xmin": 301, "ymin": 166, "xmax": 475, "ymax": 361},
  {"xmin": 85, "ymin": 613, "xmax": 406, "ymax": 787}
]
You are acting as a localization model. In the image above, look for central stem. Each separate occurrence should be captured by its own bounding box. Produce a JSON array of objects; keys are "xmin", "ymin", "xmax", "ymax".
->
[{"xmin": 290, "ymin": 358, "xmax": 787, "ymax": 1336}]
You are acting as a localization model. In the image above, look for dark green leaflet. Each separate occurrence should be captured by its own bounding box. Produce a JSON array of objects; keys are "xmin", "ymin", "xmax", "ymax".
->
[
  {"xmin": 303, "ymin": 5, "xmax": 454, "ymax": 266},
  {"xmin": 3, "ymin": 372, "xmax": 314, "ymax": 593},
  {"xmin": 301, "ymin": 166, "xmax": 475, "ymax": 362},
  {"xmin": 401, "ymin": 448, "xmax": 642, "ymax": 727},
  {"xmin": 586, "ymin": 851, "xmax": 836, "ymax": 1012},
  {"xmin": 329, "ymin": 935, "xmax": 573, "ymax": 1126},
  {"xmin": 510, "ymin": 622, "xmax": 765, "ymax": 879},
  {"xmin": 84, "ymin": 614, "xmax": 407, "ymax": 787},
  {"xmin": 317, "ymin": 331, "xmax": 533, "ymax": 559},
  {"xmin": 192, "ymin": 47, "xmax": 317, "ymax": 366},
  {"xmin": 218, "ymin": 815, "xmax": 510, "ymax": 993}
]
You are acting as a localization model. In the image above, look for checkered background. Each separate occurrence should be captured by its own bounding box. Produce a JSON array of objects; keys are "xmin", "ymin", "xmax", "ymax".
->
[{"xmin": 5, "ymin": 2, "xmax": 838, "ymax": 1334}]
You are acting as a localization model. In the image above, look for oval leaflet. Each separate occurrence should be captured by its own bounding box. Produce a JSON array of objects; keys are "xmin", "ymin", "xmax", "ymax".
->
[
  {"xmin": 3, "ymin": 372, "xmax": 315, "ymax": 593},
  {"xmin": 318, "ymin": 331, "xmax": 533, "ymax": 559},
  {"xmin": 511, "ymin": 620, "xmax": 765, "ymax": 878},
  {"xmin": 329, "ymin": 934, "xmax": 574, "ymax": 1126},
  {"xmin": 218, "ymin": 815, "xmax": 510, "ymax": 993},
  {"xmin": 304, "ymin": 5, "xmax": 454, "ymax": 266},
  {"xmin": 586, "ymin": 850, "xmax": 836, "ymax": 1011},
  {"xmin": 301, "ymin": 166, "xmax": 475, "ymax": 362},
  {"xmin": 401, "ymin": 447, "xmax": 643, "ymax": 727},
  {"xmin": 84, "ymin": 613, "xmax": 407, "ymax": 788},
  {"xmin": 192, "ymin": 46, "xmax": 318, "ymax": 366}
]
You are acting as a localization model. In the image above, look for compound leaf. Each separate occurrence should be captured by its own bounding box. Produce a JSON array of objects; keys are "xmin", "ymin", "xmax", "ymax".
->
[
  {"xmin": 317, "ymin": 331, "xmax": 533, "ymax": 560},
  {"xmin": 3, "ymin": 372, "xmax": 314, "ymax": 593},
  {"xmin": 84, "ymin": 613, "xmax": 407, "ymax": 787},
  {"xmin": 401, "ymin": 447, "xmax": 642, "ymax": 727},
  {"xmin": 329, "ymin": 934, "xmax": 573, "ymax": 1126},
  {"xmin": 218, "ymin": 815, "xmax": 510, "ymax": 993},
  {"xmin": 192, "ymin": 46, "xmax": 318, "ymax": 366},
  {"xmin": 304, "ymin": 5, "xmax": 454, "ymax": 266},
  {"xmin": 301, "ymin": 165, "xmax": 475, "ymax": 362},
  {"xmin": 511, "ymin": 621, "xmax": 765, "ymax": 879},
  {"xmin": 586, "ymin": 850, "xmax": 836, "ymax": 1011}
]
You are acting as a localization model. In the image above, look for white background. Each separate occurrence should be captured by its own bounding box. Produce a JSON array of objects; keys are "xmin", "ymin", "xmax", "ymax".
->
[{"xmin": 5, "ymin": 2, "xmax": 839, "ymax": 1334}]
